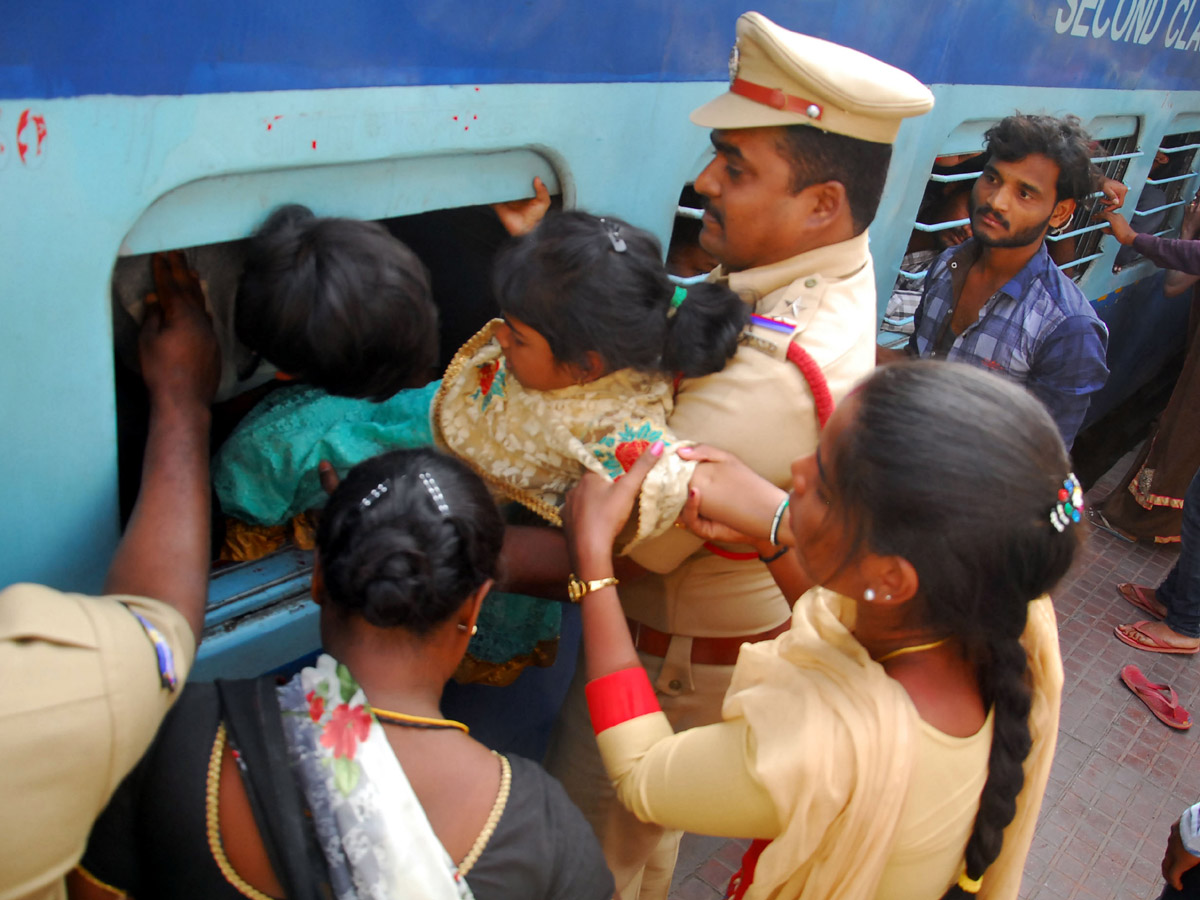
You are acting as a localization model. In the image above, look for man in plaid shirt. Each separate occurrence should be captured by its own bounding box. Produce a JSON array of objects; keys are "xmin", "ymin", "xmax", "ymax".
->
[{"xmin": 900, "ymin": 114, "xmax": 1109, "ymax": 448}]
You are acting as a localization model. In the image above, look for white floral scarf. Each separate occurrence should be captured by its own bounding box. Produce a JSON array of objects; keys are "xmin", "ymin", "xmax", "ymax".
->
[
  {"xmin": 432, "ymin": 320, "xmax": 695, "ymax": 551},
  {"xmin": 278, "ymin": 654, "xmax": 475, "ymax": 900}
]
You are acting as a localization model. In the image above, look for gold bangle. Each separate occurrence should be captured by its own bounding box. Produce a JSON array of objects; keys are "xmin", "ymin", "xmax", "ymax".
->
[{"xmin": 567, "ymin": 574, "xmax": 620, "ymax": 603}]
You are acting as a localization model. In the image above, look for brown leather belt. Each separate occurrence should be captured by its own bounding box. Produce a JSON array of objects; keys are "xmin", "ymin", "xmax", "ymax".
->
[{"xmin": 626, "ymin": 618, "xmax": 790, "ymax": 666}]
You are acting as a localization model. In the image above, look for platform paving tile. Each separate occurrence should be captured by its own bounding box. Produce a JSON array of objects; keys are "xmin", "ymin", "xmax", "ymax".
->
[{"xmin": 669, "ymin": 452, "xmax": 1198, "ymax": 900}]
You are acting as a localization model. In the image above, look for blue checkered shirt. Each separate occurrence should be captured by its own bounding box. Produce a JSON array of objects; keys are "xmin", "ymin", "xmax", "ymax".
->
[{"xmin": 907, "ymin": 240, "xmax": 1109, "ymax": 447}]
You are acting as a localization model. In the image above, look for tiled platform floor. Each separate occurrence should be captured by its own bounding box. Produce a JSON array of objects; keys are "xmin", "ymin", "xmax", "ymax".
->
[{"xmin": 669, "ymin": 452, "xmax": 1199, "ymax": 900}]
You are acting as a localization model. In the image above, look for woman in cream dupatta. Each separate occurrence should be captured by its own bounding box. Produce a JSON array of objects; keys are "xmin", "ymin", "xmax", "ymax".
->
[{"xmin": 559, "ymin": 362, "xmax": 1077, "ymax": 900}]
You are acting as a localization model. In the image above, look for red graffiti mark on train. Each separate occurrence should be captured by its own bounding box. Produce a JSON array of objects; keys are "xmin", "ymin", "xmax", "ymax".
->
[{"xmin": 16, "ymin": 109, "xmax": 47, "ymax": 164}]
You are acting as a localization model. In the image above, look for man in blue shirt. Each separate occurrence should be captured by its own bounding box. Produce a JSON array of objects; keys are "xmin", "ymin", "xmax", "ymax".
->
[{"xmin": 891, "ymin": 114, "xmax": 1109, "ymax": 448}]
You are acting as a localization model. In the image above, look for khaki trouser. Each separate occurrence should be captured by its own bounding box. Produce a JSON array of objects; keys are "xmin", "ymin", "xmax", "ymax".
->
[{"xmin": 544, "ymin": 637, "xmax": 735, "ymax": 900}]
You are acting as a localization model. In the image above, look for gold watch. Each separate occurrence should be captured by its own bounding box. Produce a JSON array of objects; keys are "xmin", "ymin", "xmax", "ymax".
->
[{"xmin": 567, "ymin": 574, "xmax": 620, "ymax": 603}]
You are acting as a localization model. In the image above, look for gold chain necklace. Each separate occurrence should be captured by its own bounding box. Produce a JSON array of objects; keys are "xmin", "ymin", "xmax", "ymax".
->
[{"xmin": 875, "ymin": 637, "xmax": 950, "ymax": 664}]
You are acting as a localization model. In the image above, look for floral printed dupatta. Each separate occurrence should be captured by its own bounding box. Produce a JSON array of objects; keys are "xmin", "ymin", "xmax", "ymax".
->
[{"xmin": 278, "ymin": 654, "xmax": 475, "ymax": 900}]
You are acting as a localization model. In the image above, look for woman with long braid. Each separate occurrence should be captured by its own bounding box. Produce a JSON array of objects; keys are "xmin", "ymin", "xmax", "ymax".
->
[{"xmin": 559, "ymin": 361, "xmax": 1074, "ymax": 900}]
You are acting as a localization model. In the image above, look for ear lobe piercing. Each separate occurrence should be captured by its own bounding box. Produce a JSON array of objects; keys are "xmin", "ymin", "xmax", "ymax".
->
[{"xmin": 864, "ymin": 589, "xmax": 876, "ymax": 602}]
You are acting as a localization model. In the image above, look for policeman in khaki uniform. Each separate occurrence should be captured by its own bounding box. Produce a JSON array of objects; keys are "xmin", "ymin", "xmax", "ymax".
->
[
  {"xmin": 0, "ymin": 253, "xmax": 220, "ymax": 900},
  {"xmin": 543, "ymin": 13, "xmax": 934, "ymax": 900}
]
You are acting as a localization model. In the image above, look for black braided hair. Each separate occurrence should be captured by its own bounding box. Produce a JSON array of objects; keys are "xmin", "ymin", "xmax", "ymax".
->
[
  {"xmin": 493, "ymin": 210, "xmax": 748, "ymax": 379},
  {"xmin": 830, "ymin": 362, "xmax": 1080, "ymax": 895},
  {"xmin": 315, "ymin": 448, "xmax": 503, "ymax": 634}
]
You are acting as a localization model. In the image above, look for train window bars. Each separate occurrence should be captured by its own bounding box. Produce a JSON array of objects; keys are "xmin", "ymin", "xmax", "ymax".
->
[
  {"xmin": 878, "ymin": 150, "xmax": 988, "ymax": 346},
  {"xmin": 1049, "ymin": 124, "xmax": 1141, "ymax": 280},
  {"xmin": 1113, "ymin": 129, "xmax": 1200, "ymax": 271}
]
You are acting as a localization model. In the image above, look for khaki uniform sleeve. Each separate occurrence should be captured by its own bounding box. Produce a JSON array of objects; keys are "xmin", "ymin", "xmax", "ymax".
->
[
  {"xmin": 595, "ymin": 713, "xmax": 781, "ymax": 839},
  {"xmin": 0, "ymin": 584, "xmax": 195, "ymax": 900}
]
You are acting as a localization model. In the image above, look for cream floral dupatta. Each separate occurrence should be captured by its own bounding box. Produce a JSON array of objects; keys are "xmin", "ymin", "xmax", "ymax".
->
[
  {"xmin": 278, "ymin": 654, "xmax": 475, "ymax": 900},
  {"xmin": 723, "ymin": 590, "xmax": 1062, "ymax": 900}
]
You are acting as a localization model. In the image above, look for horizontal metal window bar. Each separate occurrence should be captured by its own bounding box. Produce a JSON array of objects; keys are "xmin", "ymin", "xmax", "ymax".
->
[
  {"xmin": 676, "ymin": 205, "xmax": 704, "ymax": 220},
  {"xmin": 883, "ymin": 315, "xmax": 915, "ymax": 327},
  {"xmin": 1046, "ymin": 221, "xmax": 1109, "ymax": 241},
  {"xmin": 669, "ymin": 272, "xmax": 711, "ymax": 286},
  {"xmin": 1057, "ymin": 251, "xmax": 1104, "ymax": 269},
  {"xmin": 898, "ymin": 269, "xmax": 930, "ymax": 281},
  {"xmin": 911, "ymin": 217, "xmax": 971, "ymax": 233},
  {"xmin": 1132, "ymin": 200, "xmax": 1187, "ymax": 216},
  {"xmin": 1145, "ymin": 173, "xmax": 1199, "ymax": 186},
  {"xmin": 1090, "ymin": 150, "xmax": 1142, "ymax": 164},
  {"xmin": 928, "ymin": 172, "xmax": 982, "ymax": 183},
  {"xmin": 1161, "ymin": 143, "xmax": 1200, "ymax": 154}
]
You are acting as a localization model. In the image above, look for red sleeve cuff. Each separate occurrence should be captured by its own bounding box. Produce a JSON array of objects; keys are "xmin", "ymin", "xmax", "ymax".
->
[{"xmin": 586, "ymin": 666, "xmax": 662, "ymax": 734}]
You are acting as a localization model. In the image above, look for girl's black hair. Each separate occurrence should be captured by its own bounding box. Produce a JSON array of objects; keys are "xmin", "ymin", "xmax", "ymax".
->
[
  {"xmin": 235, "ymin": 204, "xmax": 438, "ymax": 401},
  {"xmin": 829, "ymin": 362, "xmax": 1080, "ymax": 897},
  {"xmin": 315, "ymin": 448, "xmax": 503, "ymax": 634},
  {"xmin": 492, "ymin": 210, "xmax": 748, "ymax": 379}
]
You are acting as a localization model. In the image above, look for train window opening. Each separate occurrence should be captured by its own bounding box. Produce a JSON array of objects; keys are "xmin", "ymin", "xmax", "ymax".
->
[
  {"xmin": 1113, "ymin": 129, "xmax": 1200, "ymax": 271},
  {"xmin": 669, "ymin": 184, "xmax": 716, "ymax": 280},
  {"xmin": 1049, "ymin": 125, "xmax": 1141, "ymax": 280},
  {"xmin": 879, "ymin": 152, "xmax": 985, "ymax": 345},
  {"xmin": 113, "ymin": 189, "xmax": 563, "ymax": 583},
  {"xmin": 1046, "ymin": 118, "xmax": 1137, "ymax": 282}
]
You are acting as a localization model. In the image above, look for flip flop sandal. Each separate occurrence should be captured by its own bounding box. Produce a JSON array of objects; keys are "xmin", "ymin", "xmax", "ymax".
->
[
  {"xmin": 1114, "ymin": 620, "xmax": 1200, "ymax": 655},
  {"xmin": 1087, "ymin": 507, "xmax": 1136, "ymax": 543},
  {"xmin": 1116, "ymin": 582, "xmax": 1166, "ymax": 619},
  {"xmin": 1120, "ymin": 664, "xmax": 1192, "ymax": 729}
]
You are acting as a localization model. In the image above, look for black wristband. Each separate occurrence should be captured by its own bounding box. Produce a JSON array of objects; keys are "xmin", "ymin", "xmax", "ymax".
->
[{"xmin": 758, "ymin": 546, "xmax": 789, "ymax": 564}]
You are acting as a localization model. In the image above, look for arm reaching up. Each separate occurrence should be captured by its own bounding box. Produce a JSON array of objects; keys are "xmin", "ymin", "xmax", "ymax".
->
[{"xmin": 104, "ymin": 251, "xmax": 221, "ymax": 642}]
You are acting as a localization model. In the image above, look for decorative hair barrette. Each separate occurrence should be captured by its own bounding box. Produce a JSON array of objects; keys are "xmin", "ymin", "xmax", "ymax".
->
[
  {"xmin": 419, "ymin": 472, "xmax": 451, "ymax": 516},
  {"xmin": 599, "ymin": 217, "xmax": 627, "ymax": 253},
  {"xmin": 360, "ymin": 481, "xmax": 389, "ymax": 508},
  {"xmin": 1050, "ymin": 473, "xmax": 1084, "ymax": 532},
  {"xmin": 667, "ymin": 284, "xmax": 688, "ymax": 318}
]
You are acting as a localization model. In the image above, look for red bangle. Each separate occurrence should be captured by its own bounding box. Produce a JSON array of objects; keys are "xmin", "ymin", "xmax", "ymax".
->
[
  {"xmin": 586, "ymin": 667, "xmax": 661, "ymax": 734},
  {"xmin": 703, "ymin": 541, "xmax": 760, "ymax": 561}
]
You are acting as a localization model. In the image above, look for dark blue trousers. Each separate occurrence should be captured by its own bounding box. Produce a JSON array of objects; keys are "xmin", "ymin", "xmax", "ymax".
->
[{"xmin": 1158, "ymin": 469, "xmax": 1200, "ymax": 639}]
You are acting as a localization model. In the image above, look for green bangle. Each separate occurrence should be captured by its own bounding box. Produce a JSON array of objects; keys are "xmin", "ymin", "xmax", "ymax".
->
[
  {"xmin": 768, "ymin": 497, "xmax": 790, "ymax": 546},
  {"xmin": 758, "ymin": 546, "xmax": 789, "ymax": 564}
]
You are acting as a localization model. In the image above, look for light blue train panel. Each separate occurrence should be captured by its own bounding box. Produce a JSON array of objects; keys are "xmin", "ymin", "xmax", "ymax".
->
[{"xmin": 2, "ymin": 0, "xmax": 1199, "ymax": 677}]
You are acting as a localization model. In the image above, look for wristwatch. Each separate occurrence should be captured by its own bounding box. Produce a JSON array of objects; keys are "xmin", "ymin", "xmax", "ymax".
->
[{"xmin": 567, "ymin": 574, "xmax": 620, "ymax": 603}]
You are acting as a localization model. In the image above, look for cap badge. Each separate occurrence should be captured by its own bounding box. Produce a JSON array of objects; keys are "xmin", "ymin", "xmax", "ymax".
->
[{"xmin": 728, "ymin": 44, "xmax": 740, "ymax": 85}]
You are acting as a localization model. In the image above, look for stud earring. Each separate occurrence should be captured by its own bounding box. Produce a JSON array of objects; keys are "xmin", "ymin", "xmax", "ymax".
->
[
  {"xmin": 864, "ymin": 589, "xmax": 876, "ymax": 602},
  {"xmin": 471, "ymin": 624, "xmax": 479, "ymax": 636}
]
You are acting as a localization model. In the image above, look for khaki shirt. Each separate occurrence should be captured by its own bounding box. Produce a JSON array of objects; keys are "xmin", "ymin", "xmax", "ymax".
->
[
  {"xmin": 0, "ymin": 584, "xmax": 196, "ymax": 900},
  {"xmin": 622, "ymin": 232, "xmax": 877, "ymax": 636}
]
